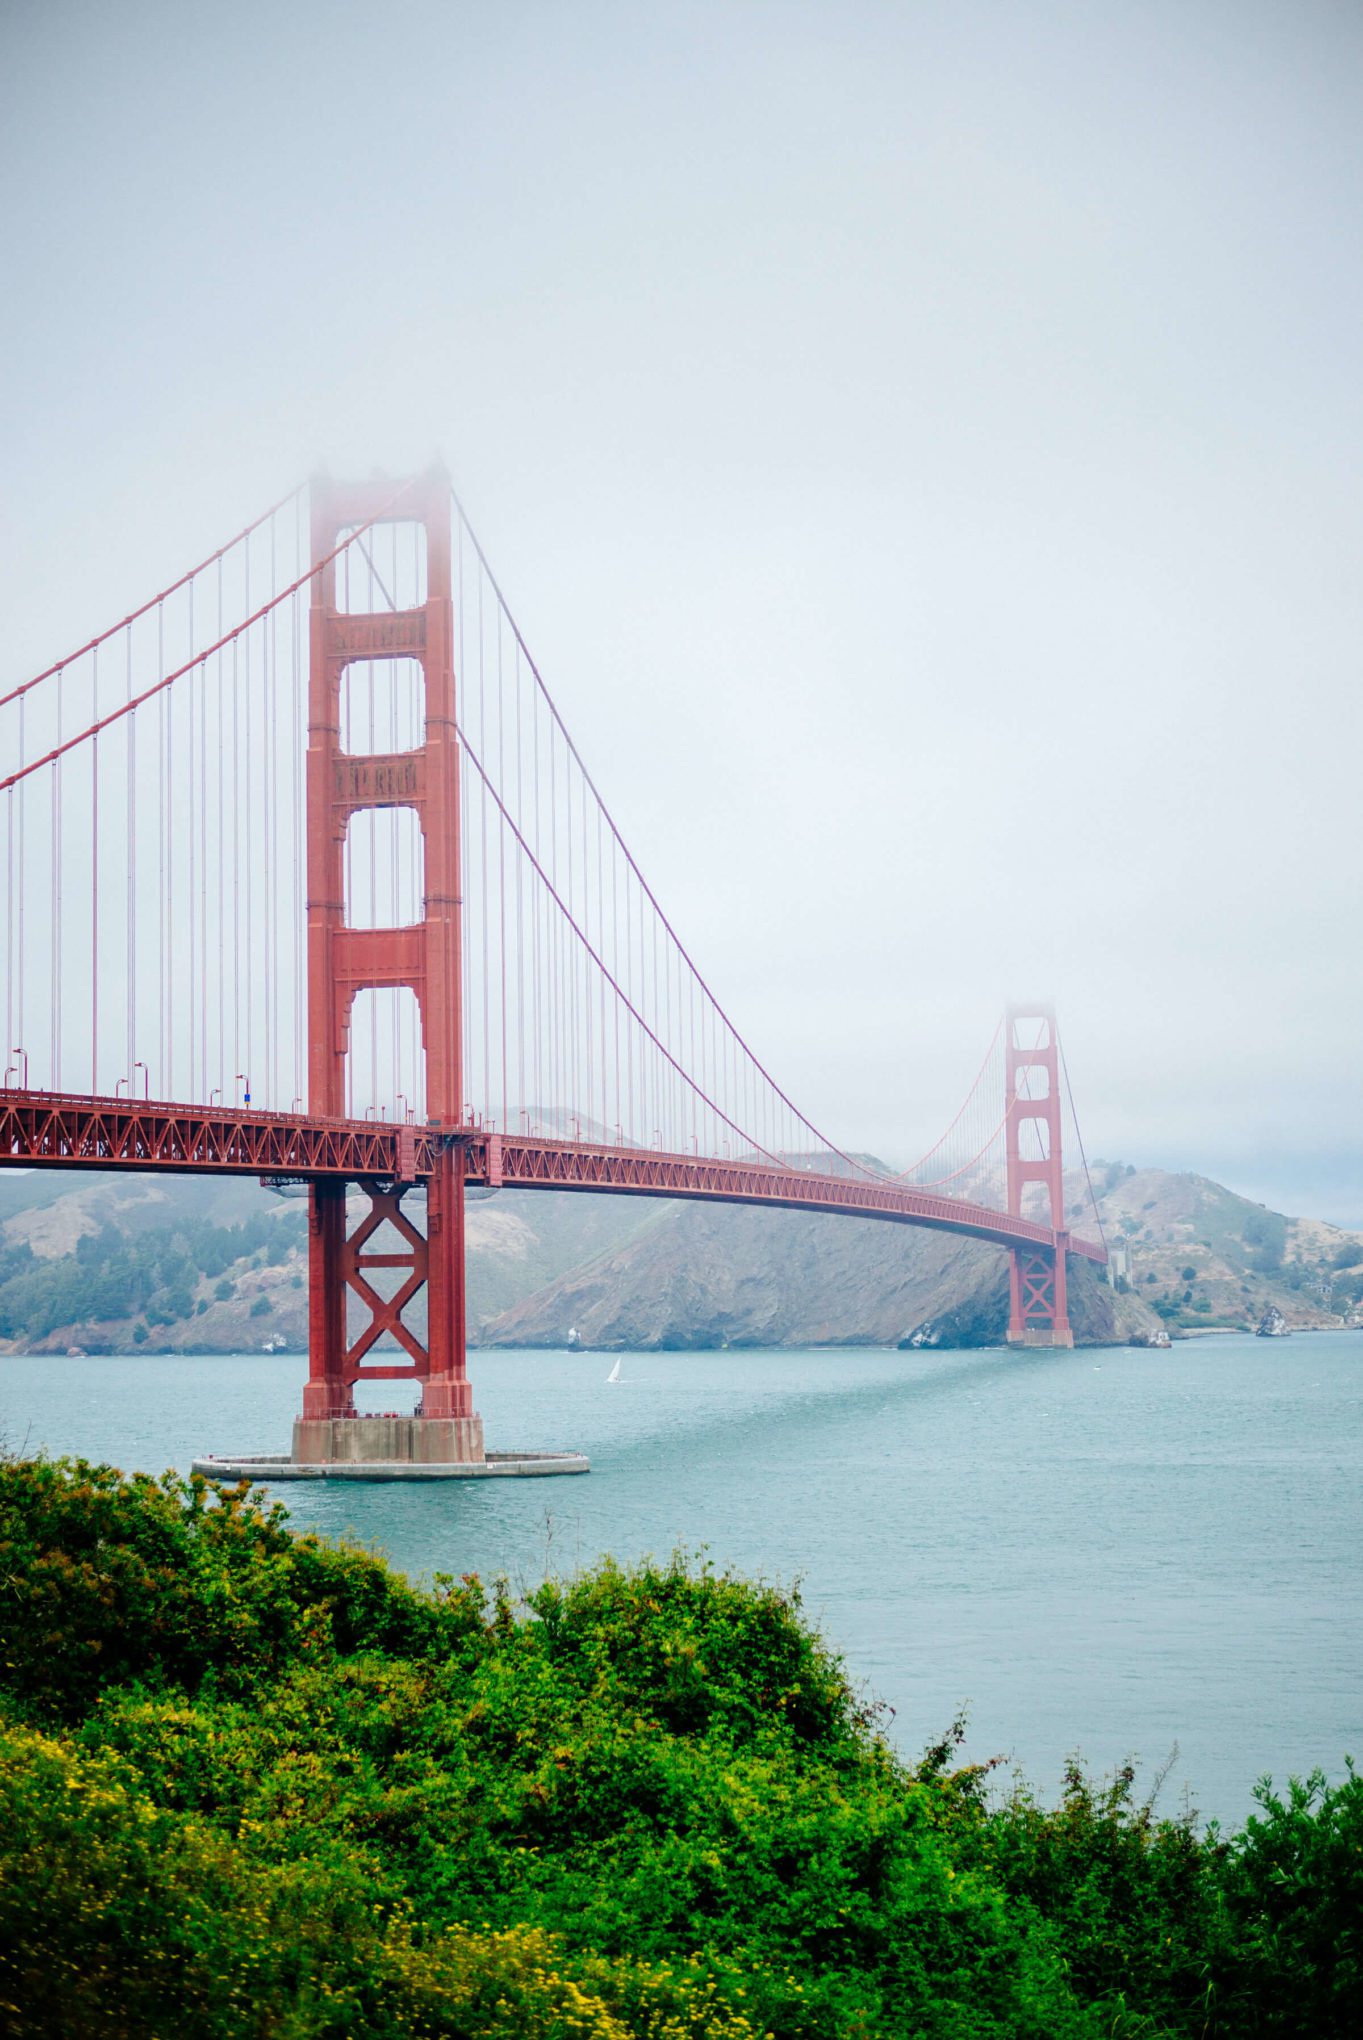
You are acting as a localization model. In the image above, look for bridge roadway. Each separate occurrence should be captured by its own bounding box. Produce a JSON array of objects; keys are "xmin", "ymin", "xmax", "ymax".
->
[{"xmin": 0, "ymin": 1089, "xmax": 1106, "ymax": 1263}]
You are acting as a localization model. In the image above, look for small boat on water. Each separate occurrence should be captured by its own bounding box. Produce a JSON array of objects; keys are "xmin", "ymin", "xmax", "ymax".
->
[{"xmin": 605, "ymin": 1357, "xmax": 622, "ymax": 1384}]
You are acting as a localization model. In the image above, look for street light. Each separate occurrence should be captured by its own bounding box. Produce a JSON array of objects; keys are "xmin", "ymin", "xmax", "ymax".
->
[
  {"xmin": 235, "ymin": 1073, "xmax": 250, "ymax": 1106},
  {"xmin": 7, "ymin": 1048, "xmax": 28, "ymax": 1089},
  {"xmin": 133, "ymin": 1061, "xmax": 148, "ymax": 1099}
]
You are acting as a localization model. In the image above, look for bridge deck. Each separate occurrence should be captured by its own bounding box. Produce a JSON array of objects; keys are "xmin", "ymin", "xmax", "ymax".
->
[{"xmin": 0, "ymin": 1090, "xmax": 1105, "ymax": 1263}]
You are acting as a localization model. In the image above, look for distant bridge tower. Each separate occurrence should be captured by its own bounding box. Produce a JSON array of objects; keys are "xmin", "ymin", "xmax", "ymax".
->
[
  {"xmin": 1004, "ymin": 1003, "xmax": 1073, "ymax": 1347},
  {"xmin": 297, "ymin": 468, "xmax": 482, "ymax": 1463}
]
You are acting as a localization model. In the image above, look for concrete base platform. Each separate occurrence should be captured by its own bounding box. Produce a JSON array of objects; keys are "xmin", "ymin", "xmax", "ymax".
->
[
  {"xmin": 293, "ymin": 1414, "xmax": 486, "ymax": 1466},
  {"xmin": 191, "ymin": 1449, "xmax": 589, "ymax": 1482}
]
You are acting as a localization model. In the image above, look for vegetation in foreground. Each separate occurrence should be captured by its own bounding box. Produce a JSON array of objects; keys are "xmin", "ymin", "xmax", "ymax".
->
[{"xmin": 0, "ymin": 1459, "xmax": 1358, "ymax": 2038}]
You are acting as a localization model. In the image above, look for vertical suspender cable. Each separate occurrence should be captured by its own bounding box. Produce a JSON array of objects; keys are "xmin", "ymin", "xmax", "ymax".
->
[
  {"xmin": 186, "ymin": 588, "xmax": 197, "ymax": 1099},
  {"xmin": 15, "ymin": 697, "xmax": 24, "ymax": 1074},
  {"xmin": 293, "ymin": 494, "xmax": 303, "ymax": 1107},
  {"xmin": 498, "ymin": 613, "xmax": 508, "ymax": 1126},
  {"xmin": 160, "ymin": 602, "xmax": 168, "ymax": 1095},
  {"xmin": 91, "ymin": 645, "xmax": 99, "ymax": 1090},
  {"xmin": 127, "ymin": 633, "xmax": 135, "ymax": 1093},
  {"xmin": 515, "ymin": 645, "xmax": 525, "ymax": 1124},
  {"xmin": 243, "ymin": 545, "xmax": 253, "ymax": 1104},
  {"xmin": 478, "ymin": 570, "xmax": 489, "ymax": 1122},
  {"xmin": 51, "ymin": 671, "xmax": 61, "ymax": 1088},
  {"xmin": 4, "ymin": 715, "xmax": 13, "ymax": 1070}
]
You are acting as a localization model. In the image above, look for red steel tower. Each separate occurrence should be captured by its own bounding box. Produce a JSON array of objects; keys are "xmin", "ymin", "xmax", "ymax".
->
[
  {"xmin": 294, "ymin": 469, "xmax": 483, "ymax": 1465},
  {"xmin": 1004, "ymin": 1002, "xmax": 1073, "ymax": 1347}
]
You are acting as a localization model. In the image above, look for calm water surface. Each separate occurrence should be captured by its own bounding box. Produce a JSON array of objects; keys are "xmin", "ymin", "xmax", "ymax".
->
[{"xmin": 4, "ymin": 1333, "xmax": 1360, "ymax": 1827}]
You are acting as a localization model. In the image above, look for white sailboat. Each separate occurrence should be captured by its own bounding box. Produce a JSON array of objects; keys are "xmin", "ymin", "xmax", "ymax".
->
[{"xmin": 605, "ymin": 1357, "xmax": 622, "ymax": 1384}]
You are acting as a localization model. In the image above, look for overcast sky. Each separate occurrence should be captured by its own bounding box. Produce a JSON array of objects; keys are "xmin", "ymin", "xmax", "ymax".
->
[{"xmin": 2, "ymin": 0, "xmax": 1360, "ymax": 1221}]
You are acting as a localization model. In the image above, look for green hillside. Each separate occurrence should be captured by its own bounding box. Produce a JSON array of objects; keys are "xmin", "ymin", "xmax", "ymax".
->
[{"xmin": 0, "ymin": 1170, "xmax": 654, "ymax": 1357}]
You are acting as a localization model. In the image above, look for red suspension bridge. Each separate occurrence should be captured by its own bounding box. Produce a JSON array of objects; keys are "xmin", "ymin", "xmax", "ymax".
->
[{"xmin": 0, "ymin": 468, "xmax": 1105, "ymax": 1472}]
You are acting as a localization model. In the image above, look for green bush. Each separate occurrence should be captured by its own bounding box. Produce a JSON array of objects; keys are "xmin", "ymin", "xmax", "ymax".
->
[
  {"xmin": 0, "ymin": 1456, "xmax": 1356, "ymax": 2040},
  {"xmin": 1218, "ymin": 1766, "xmax": 1363, "ymax": 2034},
  {"xmin": 0, "ymin": 1458, "xmax": 459, "ymax": 1721}
]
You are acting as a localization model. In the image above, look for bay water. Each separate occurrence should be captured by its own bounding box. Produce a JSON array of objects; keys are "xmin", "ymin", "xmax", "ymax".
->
[{"xmin": 4, "ymin": 1331, "xmax": 1359, "ymax": 1828}]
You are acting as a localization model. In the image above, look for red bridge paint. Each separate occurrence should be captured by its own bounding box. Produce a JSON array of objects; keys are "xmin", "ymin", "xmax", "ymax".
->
[
  {"xmin": 0, "ymin": 1093, "xmax": 1109, "ymax": 1263},
  {"xmin": 303, "ymin": 474, "xmax": 470, "ymax": 1422},
  {"xmin": 0, "ymin": 467, "xmax": 1104, "ymax": 1430}
]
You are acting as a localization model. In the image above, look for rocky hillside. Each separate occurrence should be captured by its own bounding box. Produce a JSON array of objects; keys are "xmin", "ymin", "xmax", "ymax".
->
[
  {"xmin": 479, "ymin": 1176, "xmax": 1151, "ymax": 1352},
  {"xmin": 1, "ymin": 1157, "xmax": 1359, "ymax": 1357},
  {"xmin": 480, "ymin": 1161, "xmax": 1363, "ymax": 1351},
  {"xmin": 1090, "ymin": 1160, "xmax": 1363, "ymax": 1333}
]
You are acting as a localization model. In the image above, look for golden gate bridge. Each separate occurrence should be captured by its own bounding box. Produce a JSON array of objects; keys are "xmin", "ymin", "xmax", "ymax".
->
[{"xmin": 0, "ymin": 467, "xmax": 1105, "ymax": 1474}]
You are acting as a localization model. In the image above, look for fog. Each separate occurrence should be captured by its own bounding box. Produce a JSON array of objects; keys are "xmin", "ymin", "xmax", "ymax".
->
[{"xmin": 2, "ymin": 0, "xmax": 1360, "ymax": 1220}]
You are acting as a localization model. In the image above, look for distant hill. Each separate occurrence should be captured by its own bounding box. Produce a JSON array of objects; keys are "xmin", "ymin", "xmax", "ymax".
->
[
  {"xmin": 0, "ymin": 1171, "xmax": 650, "ymax": 1358},
  {"xmin": 479, "ymin": 1161, "xmax": 1363, "ymax": 1352},
  {"xmin": 1086, "ymin": 1160, "xmax": 1363, "ymax": 1334},
  {"xmin": 477, "ymin": 1168, "xmax": 1134, "ymax": 1352},
  {"xmin": 0, "ymin": 1157, "xmax": 1359, "ymax": 1357}
]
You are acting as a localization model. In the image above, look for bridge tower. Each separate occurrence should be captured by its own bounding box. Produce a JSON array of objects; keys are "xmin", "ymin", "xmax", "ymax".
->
[
  {"xmin": 1004, "ymin": 1003, "xmax": 1073, "ymax": 1348},
  {"xmin": 295, "ymin": 468, "xmax": 483, "ymax": 1465}
]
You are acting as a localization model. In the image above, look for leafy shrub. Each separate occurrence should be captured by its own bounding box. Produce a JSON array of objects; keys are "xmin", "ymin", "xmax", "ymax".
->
[
  {"xmin": 0, "ymin": 1457, "xmax": 1357, "ymax": 2040},
  {"xmin": 1218, "ymin": 1766, "xmax": 1363, "ymax": 2035},
  {"xmin": 0, "ymin": 1724, "xmax": 759, "ymax": 2040},
  {"xmin": 950, "ymin": 1756, "xmax": 1230, "ymax": 2031},
  {"xmin": 0, "ymin": 1459, "xmax": 464, "ymax": 1721}
]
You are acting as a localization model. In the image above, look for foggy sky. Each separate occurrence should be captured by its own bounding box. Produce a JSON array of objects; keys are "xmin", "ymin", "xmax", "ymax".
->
[{"xmin": 2, "ymin": 1, "xmax": 1360, "ymax": 1220}]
